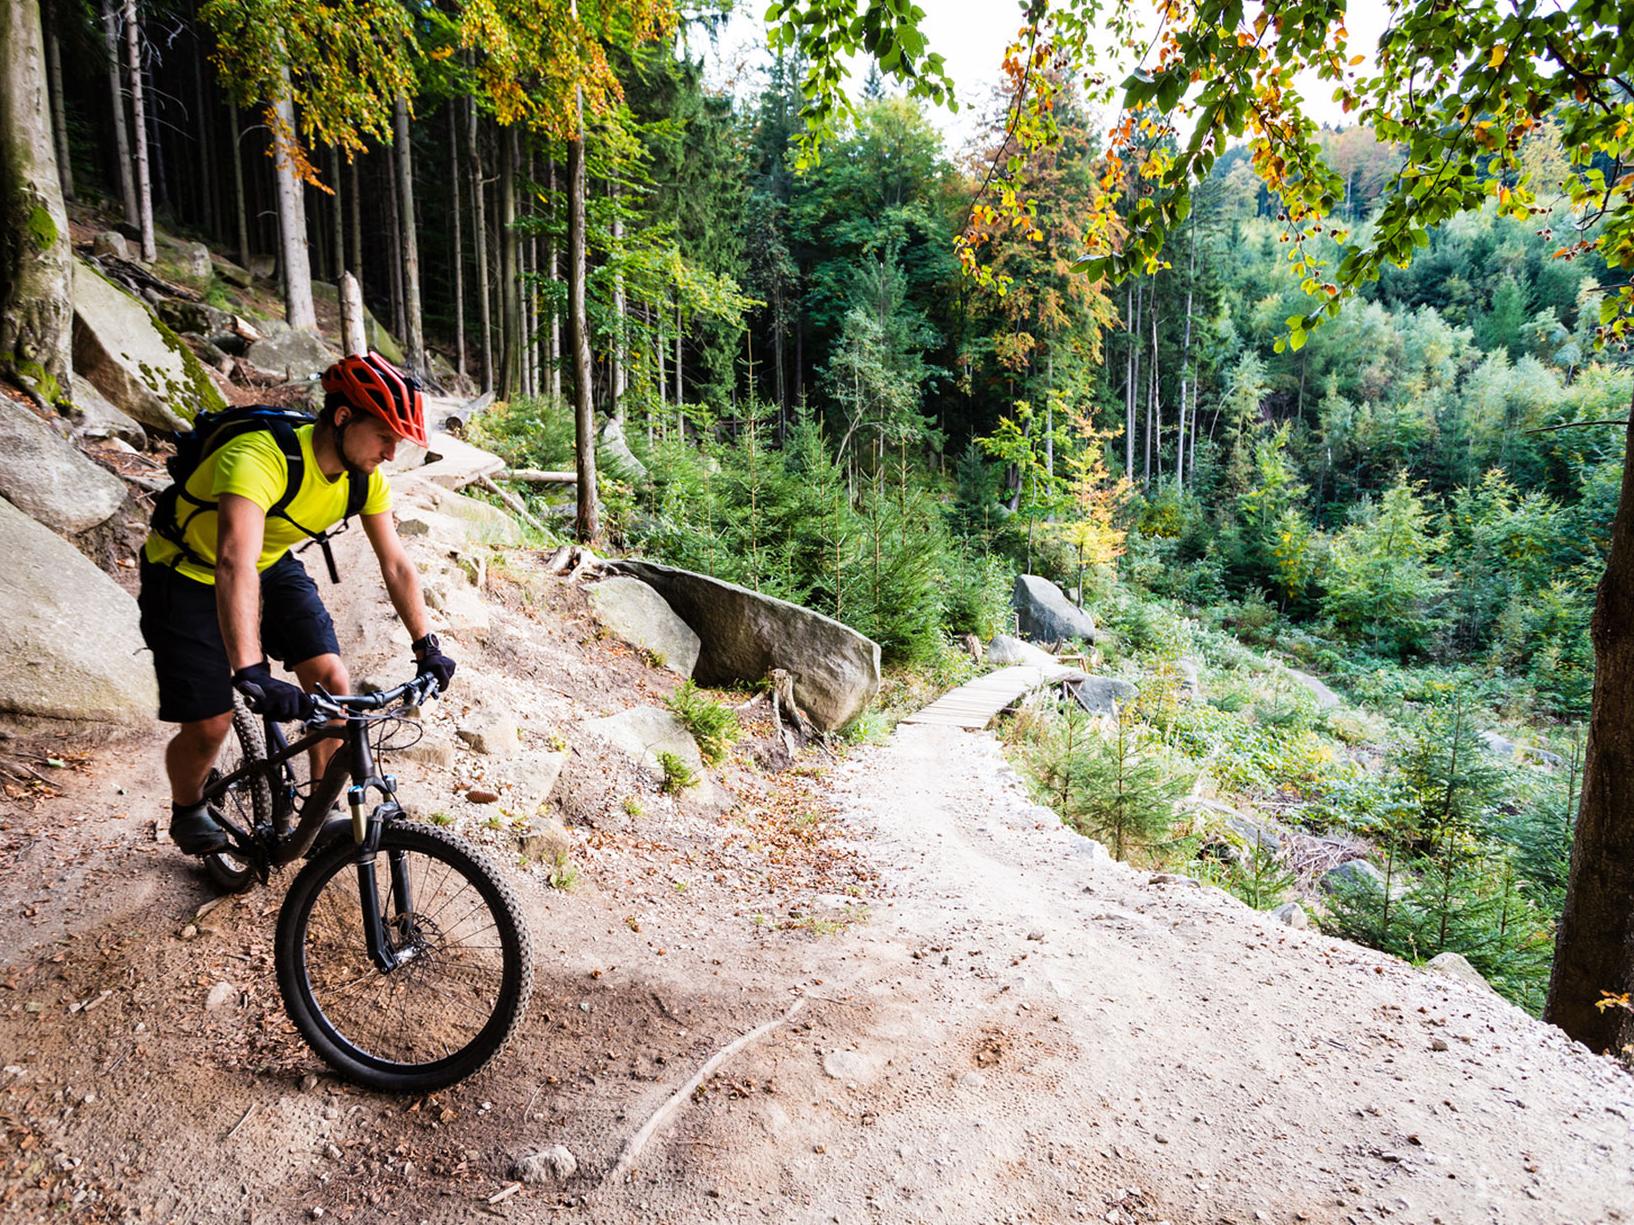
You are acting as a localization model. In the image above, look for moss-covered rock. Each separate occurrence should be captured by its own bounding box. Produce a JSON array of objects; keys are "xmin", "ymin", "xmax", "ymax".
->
[{"xmin": 70, "ymin": 259, "xmax": 225, "ymax": 429}]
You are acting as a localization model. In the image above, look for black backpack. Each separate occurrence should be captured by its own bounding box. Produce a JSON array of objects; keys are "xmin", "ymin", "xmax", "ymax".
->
[{"xmin": 150, "ymin": 406, "xmax": 366, "ymax": 584}]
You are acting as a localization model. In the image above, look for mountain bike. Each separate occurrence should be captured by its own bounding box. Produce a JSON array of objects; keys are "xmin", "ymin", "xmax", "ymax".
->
[{"xmin": 198, "ymin": 674, "xmax": 532, "ymax": 1092}]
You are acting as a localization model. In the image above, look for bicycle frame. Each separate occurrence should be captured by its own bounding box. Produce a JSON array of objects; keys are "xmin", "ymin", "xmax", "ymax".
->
[{"xmin": 204, "ymin": 709, "xmax": 414, "ymax": 971}]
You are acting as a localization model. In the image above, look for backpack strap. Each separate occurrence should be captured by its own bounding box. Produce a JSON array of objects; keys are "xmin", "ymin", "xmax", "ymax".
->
[{"xmin": 288, "ymin": 463, "xmax": 371, "ymax": 586}]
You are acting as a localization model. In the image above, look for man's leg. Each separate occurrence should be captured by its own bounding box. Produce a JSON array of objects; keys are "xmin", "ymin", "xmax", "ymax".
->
[
  {"xmin": 165, "ymin": 712, "xmax": 233, "ymax": 805},
  {"xmin": 293, "ymin": 653, "xmax": 350, "ymax": 782}
]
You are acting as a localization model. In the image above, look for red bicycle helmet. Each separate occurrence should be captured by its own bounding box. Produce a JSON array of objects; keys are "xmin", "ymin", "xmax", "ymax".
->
[{"xmin": 320, "ymin": 352, "xmax": 428, "ymax": 446}]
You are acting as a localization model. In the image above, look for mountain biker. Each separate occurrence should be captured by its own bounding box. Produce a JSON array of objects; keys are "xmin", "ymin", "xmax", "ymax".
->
[{"xmin": 138, "ymin": 352, "xmax": 457, "ymax": 855}]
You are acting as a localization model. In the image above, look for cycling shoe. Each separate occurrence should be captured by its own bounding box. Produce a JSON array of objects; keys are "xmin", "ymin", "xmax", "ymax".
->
[{"xmin": 169, "ymin": 802, "xmax": 229, "ymax": 855}]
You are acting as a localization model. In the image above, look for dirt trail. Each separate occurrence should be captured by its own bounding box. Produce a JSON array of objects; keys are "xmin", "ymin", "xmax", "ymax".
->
[
  {"xmin": 593, "ymin": 724, "xmax": 1634, "ymax": 1224},
  {"xmin": 3, "ymin": 536, "xmax": 1633, "ymax": 1222}
]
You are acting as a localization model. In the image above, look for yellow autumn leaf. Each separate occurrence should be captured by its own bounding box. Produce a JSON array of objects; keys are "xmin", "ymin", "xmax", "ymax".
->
[{"xmin": 1489, "ymin": 44, "xmax": 1506, "ymax": 68}]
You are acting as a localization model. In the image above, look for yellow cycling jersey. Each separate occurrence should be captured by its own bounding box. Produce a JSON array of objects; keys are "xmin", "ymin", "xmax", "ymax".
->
[{"xmin": 143, "ymin": 423, "xmax": 391, "ymax": 584}]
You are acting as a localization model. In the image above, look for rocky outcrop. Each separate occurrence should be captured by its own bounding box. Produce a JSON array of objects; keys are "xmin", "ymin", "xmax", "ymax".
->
[
  {"xmin": 0, "ymin": 400, "xmax": 126, "ymax": 535},
  {"xmin": 71, "ymin": 259, "xmax": 224, "ymax": 429},
  {"xmin": 243, "ymin": 321, "xmax": 336, "ymax": 383},
  {"xmin": 587, "ymin": 577, "xmax": 700, "ymax": 676},
  {"xmin": 603, "ymin": 559, "xmax": 880, "ymax": 731},
  {"xmin": 1425, "ymin": 951, "xmax": 1494, "ymax": 992},
  {"xmin": 394, "ymin": 481, "xmax": 525, "ymax": 549},
  {"xmin": 1479, "ymin": 729, "xmax": 1566, "ymax": 769},
  {"xmin": 1013, "ymin": 574, "xmax": 1098, "ymax": 646},
  {"xmin": 66, "ymin": 375, "xmax": 145, "ymax": 447},
  {"xmin": 0, "ymin": 496, "xmax": 156, "ymax": 724}
]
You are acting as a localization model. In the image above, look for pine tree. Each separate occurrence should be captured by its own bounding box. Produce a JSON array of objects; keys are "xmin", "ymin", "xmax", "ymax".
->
[{"xmin": 1054, "ymin": 705, "xmax": 1192, "ymax": 862}]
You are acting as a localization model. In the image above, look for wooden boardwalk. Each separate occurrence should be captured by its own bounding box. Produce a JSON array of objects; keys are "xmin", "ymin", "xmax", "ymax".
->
[{"xmin": 900, "ymin": 664, "xmax": 1083, "ymax": 730}]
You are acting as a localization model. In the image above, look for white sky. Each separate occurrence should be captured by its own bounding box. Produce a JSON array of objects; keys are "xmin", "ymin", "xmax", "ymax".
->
[{"xmin": 697, "ymin": 0, "xmax": 1394, "ymax": 157}]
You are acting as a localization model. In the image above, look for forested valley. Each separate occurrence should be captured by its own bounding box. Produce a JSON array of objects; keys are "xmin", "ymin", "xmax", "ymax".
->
[{"xmin": 10, "ymin": 0, "xmax": 1634, "ymax": 1054}]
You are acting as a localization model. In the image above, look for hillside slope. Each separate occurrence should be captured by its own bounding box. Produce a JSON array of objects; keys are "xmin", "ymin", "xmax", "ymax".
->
[{"xmin": 1, "ymin": 474, "xmax": 1631, "ymax": 1224}]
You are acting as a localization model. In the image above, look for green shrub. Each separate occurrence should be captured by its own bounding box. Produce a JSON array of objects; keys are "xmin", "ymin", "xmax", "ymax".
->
[
  {"xmin": 657, "ymin": 751, "xmax": 698, "ymax": 793},
  {"xmin": 667, "ymin": 680, "xmax": 741, "ymax": 766}
]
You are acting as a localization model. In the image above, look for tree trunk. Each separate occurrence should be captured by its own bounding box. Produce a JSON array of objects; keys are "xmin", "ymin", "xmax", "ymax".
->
[
  {"xmin": 1044, "ymin": 350, "xmax": 1054, "ymax": 478},
  {"xmin": 655, "ymin": 296, "xmax": 666, "ymax": 407},
  {"xmin": 1, "ymin": 0, "xmax": 73, "ymax": 404},
  {"xmin": 393, "ymin": 95, "xmax": 425, "ymax": 374},
  {"xmin": 1546, "ymin": 400, "xmax": 1634, "ymax": 1056},
  {"xmin": 271, "ymin": 74, "xmax": 316, "ymax": 331},
  {"xmin": 145, "ymin": 58, "xmax": 167, "ymax": 218},
  {"xmin": 1149, "ymin": 308, "xmax": 1160, "ymax": 485},
  {"xmin": 346, "ymin": 155, "xmax": 360, "ymax": 277},
  {"xmin": 229, "ymin": 101, "xmax": 250, "ymax": 269},
  {"xmin": 567, "ymin": 88, "xmax": 597, "ymax": 544},
  {"xmin": 339, "ymin": 271, "xmax": 366, "ymax": 356},
  {"xmin": 450, "ymin": 117, "xmax": 466, "ymax": 379},
  {"xmin": 497, "ymin": 123, "xmax": 522, "ymax": 399},
  {"xmin": 102, "ymin": 1, "xmax": 136, "ymax": 228},
  {"xmin": 524, "ymin": 144, "xmax": 537, "ymax": 397},
  {"xmin": 1124, "ymin": 283, "xmax": 1136, "ymax": 478},
  {"xmin": 674, "ymin": 295, "xmax": 683, "ymax": 406},
  {"xmin": 547, "ymin": 154, "xmax": 561, "ymax": 400},
  {"xmin": 43, "ymin": 5, "xmax": 71, "ymax": 202},
  {"xmin": 383, "ymin": 150, "xmax": 405, "ymax": 343},
  {"xmin": 1177, "ymin": 233, "xmax": 1196, "ymax": 488},
  {"xmin": 123, "ymin": 0, "xmax": 154, "ymax": 261},
  {"xmin": 467, "ymin": 100, "xmax": 492, "ymax": 392},
  {"xmin": 192, "ymin": 42, "xmax": 216, "ymax": 238},
  {"xmin": 329, "ymin": 147, "xmax": 344, "ymax": 285},
  {"xmin": 611, "ymin": 183, "xmax": 626, "ymax": 422}
]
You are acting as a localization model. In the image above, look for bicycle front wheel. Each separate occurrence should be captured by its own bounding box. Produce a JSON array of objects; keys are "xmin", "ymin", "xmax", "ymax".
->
[{"xmin": 275, "ymin": 823, "xmax": 533, "ymax": 1092}]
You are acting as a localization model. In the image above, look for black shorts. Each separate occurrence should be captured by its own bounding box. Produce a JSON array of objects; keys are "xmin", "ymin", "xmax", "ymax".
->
[{"xmin": 138, "ymin": 553, "xmax": 340, "ymax": 723}]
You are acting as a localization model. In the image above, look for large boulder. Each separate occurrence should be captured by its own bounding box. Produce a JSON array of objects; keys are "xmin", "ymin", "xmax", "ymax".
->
[
  {"xmin": 604, "ymin": 559, "xmax": 880, "ymax": 732},
  {"xmin": 213, "ymin": 255, "xmax": 253, "ymax": 288},
  {"xmin": 66, "ymin": 374, "xmax": 144, "ymax": 448},
  {"xmin": 1013, "ymin": 574, "xmax": 1098, "ymax": 646},
  {"xmin": 0, "ymin": 496, "xmax": 157, "ymax": 723},
  {"xmin": 587, "ymin": 577, "xmax": 700, "ymax": 677},
  {"xmin": 71, "ymin": 259, "xmax": 224, "ymax": 429},
  {"xmin": 1321, "ymin": 858, "xmax": 1387, "ymax": 895},
  {"xmin": 1425, "ymin": 951, "xmax": 1494, "ymax": 992},
  {"xmin": 156, "ymin": 298, "xmax": 233, "ymax": 338},
  {"xmin": 986, "ymin": 633, "xmax": 1057, "ymax": 668},
  {"xmin": 243, "ymin": 322, "xmax": 337, "ymax": 383},
  {"xmin": 0, "ymin": 400, "xmax": 127, "ymax": 535},
  {"xmin": 583, "ymin": 706, "xmax": 704, "ymax": 776},
  {"xmin": 598, "ymin": 417, "xmax": 648, "ymax": 483},
  {"xmin": 1283, "ymin": 668, "xmax": 1340, "ymax": 710},
  {"xmin": 1066, "ymin": 675, "xmax": 1137, "ymax": 715}
]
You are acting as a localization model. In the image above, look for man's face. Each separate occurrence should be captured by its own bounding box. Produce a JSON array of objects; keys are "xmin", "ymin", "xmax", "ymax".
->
[{"xmin": 337, "ymin": 409, "xmax": 400, "ymax": 473}]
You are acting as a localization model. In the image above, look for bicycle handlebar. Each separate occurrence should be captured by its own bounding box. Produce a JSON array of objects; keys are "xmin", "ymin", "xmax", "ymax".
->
[{"xmin": 305, "ymin": 673, "xmax": 441, "ymax": 724}]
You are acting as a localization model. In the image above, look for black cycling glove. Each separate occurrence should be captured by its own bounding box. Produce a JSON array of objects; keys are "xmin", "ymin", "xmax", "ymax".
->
[
  {"xmin": 412, "ymin": 633, "xmax": 456, "ymax": 694},
  {"xmin": 232, "ymin": 662, "xmax": 314, "ymax": 722}
]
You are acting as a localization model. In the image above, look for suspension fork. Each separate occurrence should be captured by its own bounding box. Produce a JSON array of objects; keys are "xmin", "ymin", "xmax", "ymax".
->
[{"xmin": 344, "ymin": 718, "xmax": 410, "ymax": 972}]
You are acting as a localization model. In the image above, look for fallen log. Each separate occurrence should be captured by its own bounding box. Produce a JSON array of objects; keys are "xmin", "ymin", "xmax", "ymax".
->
[
  {"xmin": 475, "ymin": 474, "xmax": 551, "ymax": 538},
  {"xmin": 500, "ymin": 467, "xmax": 576, "ymax": 484}
]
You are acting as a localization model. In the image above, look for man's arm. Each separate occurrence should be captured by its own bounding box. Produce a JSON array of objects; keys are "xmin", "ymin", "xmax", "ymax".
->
[
  {"xmin": 361, "ymin": 510, "xmax": 432, "ymax": 645},
  {"xmin": 216, "ymin": 493, "xmax": 267, "ymax": 671}
]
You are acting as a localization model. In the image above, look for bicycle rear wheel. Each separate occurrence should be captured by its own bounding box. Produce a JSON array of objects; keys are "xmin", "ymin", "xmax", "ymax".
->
[
  {"xmin": 203, "ymin": 698, "xmax": 272, "ymax": 893},
  {"xmin": 275, "ymin": 822, "xmax": 533, "ymax": 1092}
]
